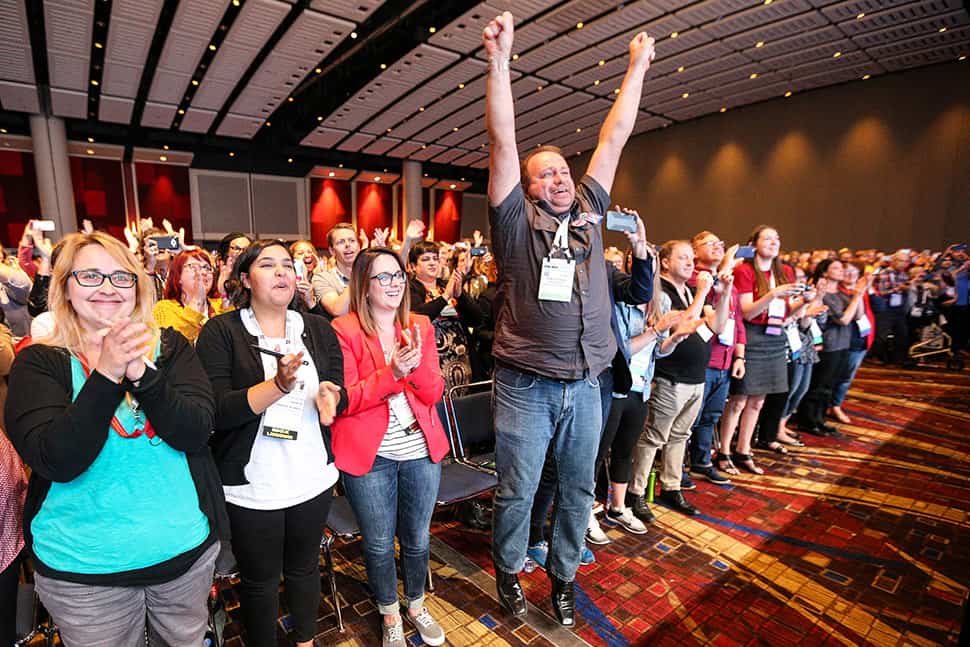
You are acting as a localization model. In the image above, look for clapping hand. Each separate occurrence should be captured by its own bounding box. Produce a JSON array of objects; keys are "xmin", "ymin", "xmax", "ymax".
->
[
  {"xmin": 372, "ymin": 227, "xmax": 389, "ymax": 248},
  {"xmin": 390, "ymin": 324, "xmax": 423, "ymax": 379},
  {"xmin": 316, "ymin": 381, "xmax": 341, "ymax": 426},
  {"xmin": 274, "ymin": 350, "xmax": 305, "ymax": 393},
  {"xmin": 406, "ymin": 219, "xmax": 427, "ymax": 242},
  {"xmin": 94, "ymin": 317, "xmax": 153, "ymax": 383}
]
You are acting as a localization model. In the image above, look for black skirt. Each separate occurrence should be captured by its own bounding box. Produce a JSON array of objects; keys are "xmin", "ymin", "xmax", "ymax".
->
[{"xmin": 731, "ymin": 321, "xmax": 789, "ymax": 395}]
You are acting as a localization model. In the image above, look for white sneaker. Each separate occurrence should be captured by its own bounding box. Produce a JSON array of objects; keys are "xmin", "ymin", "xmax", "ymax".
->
[
  {"xmin": 382, "ymin": 617, "xmax": 406, "ymax": 647},
  {"xmin": 605, "ymin": 506, "xmax": 648, "ymax": 534},
  {"xmin": 585, "ymin": 509, "xmax": 611, "ymax": 545},
  {"xmin": 406, "ymin": 607, "xmax": 445, "ymax": 646}
]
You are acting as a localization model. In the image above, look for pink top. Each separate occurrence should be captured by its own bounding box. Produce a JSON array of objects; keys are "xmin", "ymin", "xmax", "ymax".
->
[{"xmin": 0, "ymin": 428, "xmax": 27, "ymax": 571}]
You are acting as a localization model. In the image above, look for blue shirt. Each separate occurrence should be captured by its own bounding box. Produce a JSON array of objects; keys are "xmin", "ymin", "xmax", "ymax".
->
[
  {"xmin": 30, "ymin": 355, "xmax": 209, "ymax": 575},
  {"xmin": 956, "ymin": 270, "xmax": 969, "ymax": 306}
]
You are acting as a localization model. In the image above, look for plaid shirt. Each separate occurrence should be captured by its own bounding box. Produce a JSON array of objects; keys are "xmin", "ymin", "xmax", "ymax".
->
[{"xmin": 872, "ymin": 269, "xmax": 909, "ymax": 299}]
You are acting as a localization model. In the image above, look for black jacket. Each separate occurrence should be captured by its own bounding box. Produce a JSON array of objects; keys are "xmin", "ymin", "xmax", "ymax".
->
[
  {"xmin": 4, "ymin": 328, "xmax": 229, "ymax": 585},
  {"xmin": 195, "ymin": 309, "xmax": 347, "ymax": 486},
  {"xmin": 409, "ymin": 277, "xmax": 485, "ymax": 327}
]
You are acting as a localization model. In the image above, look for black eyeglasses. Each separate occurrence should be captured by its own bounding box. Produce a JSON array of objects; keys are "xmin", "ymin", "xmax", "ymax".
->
[
  {"xmin": 71, "ymin": 269, "xmax": 138, "ymax": 289},
  {"xmin": 370, "ymin": 270, "xmax": 407, "ymax": 286}
]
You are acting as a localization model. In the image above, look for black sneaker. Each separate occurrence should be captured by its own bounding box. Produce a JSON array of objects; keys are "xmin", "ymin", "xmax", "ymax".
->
[
  {"xmin": 657, "ymin": 490, "xmax": 699, "ymax": 516},
  {"xmin": 624, "ymin": 492, "xmax": 656, "ymax": 523},
  {"xmin": 690, "ymin": 465, "xmax": 731, "ymax": 485},
  {"xmin": 680, "ymin": 471, "xmax": 696, "ymax": 490}
]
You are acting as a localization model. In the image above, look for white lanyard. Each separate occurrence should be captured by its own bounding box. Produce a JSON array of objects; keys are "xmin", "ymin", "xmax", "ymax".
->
[{"xmin": 538, "ymin": 216, "xmax": 576, "ymax": 302}]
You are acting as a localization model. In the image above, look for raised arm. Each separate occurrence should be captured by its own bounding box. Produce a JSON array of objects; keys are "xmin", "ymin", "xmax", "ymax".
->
[
  {"xmin": 586, "ymin": 33, "xmax": 656, "ymax": 193},
  {"xmin": 484, "ymin": 12, "xmax": 519, "ymax": 207}
]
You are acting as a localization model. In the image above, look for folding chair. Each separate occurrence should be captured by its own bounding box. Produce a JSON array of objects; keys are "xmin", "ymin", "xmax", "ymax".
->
[
  {"xmin": 322, "ymin": 495, "xmax": 360, "ymax": 632},
  {"xmin": 444, "ymin": 380, "xmax": 495, "ymax": 473}
]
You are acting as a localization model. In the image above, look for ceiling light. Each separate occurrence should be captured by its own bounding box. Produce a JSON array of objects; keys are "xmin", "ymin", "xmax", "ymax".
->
[
  {"xmin": 350, "ymin": 31, "xmax": 357, "ymax": 39},
  {"xmin": 755, "ymin": 41, "xmax": 765, "ymax": 48},
  {"xmin": 452, "ymin": 127, "xmax": 459, "ymax": 132},
  {"xmin": 91, "ymin": 79, "xmax": 98, "ymax": 86},
  {"xmin": 598, "ymin": 60, "xmax": 605, "ymax": 66},
  {"xmin": 421, "ymin": 145, "xmax": 427, "ymax": 149},
  {"xmin": 338, "ymin": 163, "xmax": 343, "ymax": 167},
  {"xmin": 163, "ymin": 144, "xmax": 169, "ymax": 150},
  {"xmin": 862, "ymin": 74, "xmax": 871, "ymax": 80},
  {"xmin": 177, "ymin": 108, "xmax": 185, "ymax": 114},
  {"xmin": 511, "ymin": 54, "xmax": 518, "ymax": 60},
  {"xmin": 380, "ymin": 63, "xmax": 386, "ymax": 70},
  {"xmin": 460, "ymin": 177, "xmax": 465, "ymax": 181},
  {"xmin": 749, "ymin": 72, "xmax": 758, "ymax": 79},
  {"xmin": 764, "ymin": 0, "xmax": 772, "ymax": 4},
  {"xmin": 287, "ymin": 158, "xmax": 293, "ymax": 163},
  {"xmin": 94, "ymin": 42, "xmax": 103, "ymax": 49},
  {"xmin": 449, "ymin": 183, "xmax": 456, "ymax": 189},
  {"xmin": 670, "ymin": 31, "xmax": 679, "ymax": 38},
  {"xmin": 537, "ymin": 85, "xmax": 543, "ymax": 91},
  {"xmin": 386, "ymin": 128, "xmax": 392, "ymax": 134},
  {"xmin": 229, "ymin": 152, "xmax": 235, "ymax": 157},
  {"xmin": 682, "ymin": 92, "xmax": 689, "ymax": 98},
  {"xmin": 429, "ymin": 26, "xmax": 436, "ymax": 33},
  {"xmin": 265, "ymin": 121, "xmax": 271, "ymax": 127},
  {"xmin": 232, "ymin": 0, "xmax": 240, "ymax": 6},
  {"xmin": 288, "ymin": 97, "xmax": 294, "ymax": 102},
  {"xmin": 594, "ymin": 79, "xmax": 600, "ymax": 85},
  {"xmin": 86, "ymin": 148, "xmax": 94, "ymax": 155},
  {"xmin": 419, "ymin": 106, "xmax": 425, "ymax": 111},
  {"xmin": 2, "ymin": 128, "xmax": 10, "ymax": 133},
  {"xmin": 315, "ymin": 67, "xmax": 321, "ymax": 74},
  {"xmin": 374, "ymin": 176, "xmax": 381, "ymax": 182},
  {"xmin": 614, "ymin": 88, "xmax": 620, "ymax": 94},
  {"xmin": 328, "ymin": 171, "xmax": 335, "ymax": 177},
  {"xmin": 458, "ymin": 83, "xmax": 464, "ymax": 89},
  {"xmin": 576, "ymin": 127, "xmax": 582, "ymax": 132},
  {"xmin": 784, "ymin": 90, "xmax": 792, "ymax": 97},
  {"xmin": 159, "ymin": 155, "xmax": 167, "ymax": 161},
  {"xmin": 317, "ymin": 116, "xmax": 323, "ymax": 121},
  {"xmin": 209, "ymin": 44, "xmax": 216, "ymax": 51},
  {"xmin": 960, "ymin": 55, "xmax": 967, "ymax": 61},
  {"xmin": 87, "ymin": 137, "xmax": 94, "ymax": 143},
  {"xmin": 423, "ymin": 173, "xmax": 428, "ymax": 177},
  {"xmin": 856, "ymin": 12, "xmax": 865, "ymax": 19},
  {"xmin": 938, "ymin": 26, "xmax": 947, "ymax": 33},
  {"xmin": 576, "ymin": 22, "xmax": 584, "ymax": 29},
  {"xmin": 719, "ymin": 107, "xmax": 727, "ymax": 113},
  {"xmin": 833, "ymin": 51, "xmax": 841, "ymax": 58},
  {"xmin": 191, "ymin": 79, "xmax": 199, "ymax": 86}
]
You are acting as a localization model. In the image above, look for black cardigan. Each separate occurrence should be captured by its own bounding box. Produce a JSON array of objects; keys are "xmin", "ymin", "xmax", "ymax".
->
[
  {"xmin": 4, "ymin": 328, "xmax": 229, "ymax": 585},
  {"xmin": 409, "ymin": 277, "xmax": 485, "ymax": 326},
  {"xmin": 195, "ymin": 309, "xmax": 347, "ymax": 486}
]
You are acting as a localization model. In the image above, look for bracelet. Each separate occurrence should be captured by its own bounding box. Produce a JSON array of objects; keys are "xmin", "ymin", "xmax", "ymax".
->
[
  {"xmin": 273, "ymin": 375, "xmax": 292, "ymax": 394},
  {"xmin": 734, "ymin": 356, "xmax": 746, "ymax": 363}
]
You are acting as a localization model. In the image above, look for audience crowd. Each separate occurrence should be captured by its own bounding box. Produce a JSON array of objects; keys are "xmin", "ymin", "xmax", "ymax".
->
[{"xmin": 0, "ymin": 11, "xmax": 969, "ymax": 647}]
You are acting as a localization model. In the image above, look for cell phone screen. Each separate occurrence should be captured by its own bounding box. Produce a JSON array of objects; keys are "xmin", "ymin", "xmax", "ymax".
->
[{"xmin": 605, "ymin": 210, "xmax": 637, "ymax": 233}]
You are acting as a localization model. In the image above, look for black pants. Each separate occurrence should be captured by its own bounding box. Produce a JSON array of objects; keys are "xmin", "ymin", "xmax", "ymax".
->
[
  {"xmin": 227, "ymin": 488, "xmax": 333, "ymax": 646},
  {"xmin": 599, "ymin": 395, "xmax": 649, "ymax": 484},
  {"xmin": 0, "ymin": 551, "xmax": 20, "ymax": 647},
  {"xmin": 757, "ymin": 386, "xmax": 789, "ymax": 445},
  {"xmin": 945, "ymin": 305, "xmax": 969, "ymax": 355},
  {"xmin": 873, "ymin": 308, "xmax": 909, "ymax": 364},
  {"xmin": 795, "ymin": 350, "xmax": 849, "ymax": 430}
]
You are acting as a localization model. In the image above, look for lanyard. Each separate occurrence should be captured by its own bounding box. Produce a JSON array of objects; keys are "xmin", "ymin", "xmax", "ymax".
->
[
  {"xmin": 550, "ymin": 215, "xmax": 573, "ymax": 258},
  {"xmin": 75, "ymin": 353, "xmax": 155, "ymax": 440}
]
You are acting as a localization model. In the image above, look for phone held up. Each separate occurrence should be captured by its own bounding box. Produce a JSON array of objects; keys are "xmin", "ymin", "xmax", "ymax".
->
[
  {"xmin": 150, "ymin": 235, "xmax": 180, "ymax": 252},
  {"xmin": 605, "ymin": 210, "xmax": 637, "ymax": 233},
  {"xmin": 734, "ymin": 245, "xmax": 756, "ymax": 259}
]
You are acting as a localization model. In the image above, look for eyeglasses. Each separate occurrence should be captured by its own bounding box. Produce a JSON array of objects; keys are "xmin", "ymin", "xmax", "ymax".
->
[
  {"xmin": 229, "ymin": 243, "xmax": 249, "ymax": 253},
  {"xmin": 184, "ymin": 263, "xmax": 214, "ymax": 275},
  {"xmin": 71, "ymin": 269, "xmax": 138, "ymax": 288},
  {"xmin": 702, "ymin": 240, "xmax": 725, "ymax": 249},
  {"xmin": 370, "ymin": 270, "xmax": 406, "ymax": 286}
]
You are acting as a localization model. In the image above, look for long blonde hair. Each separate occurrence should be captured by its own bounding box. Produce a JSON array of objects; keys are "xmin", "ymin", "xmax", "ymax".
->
[{"xmin": 43, "ymin": 232, "xmax": 159, "ymax": 354}]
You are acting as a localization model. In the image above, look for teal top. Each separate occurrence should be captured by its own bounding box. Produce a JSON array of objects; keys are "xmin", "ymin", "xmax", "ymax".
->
[{"xmin": 30, "ymin": 353, "xmax": 210, "ymax": 575}]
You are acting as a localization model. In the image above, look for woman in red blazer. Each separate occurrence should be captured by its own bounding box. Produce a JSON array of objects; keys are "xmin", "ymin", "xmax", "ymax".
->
[{"xmin": 331, "ymin": 247, "xmax": 448, "ymax": 647}]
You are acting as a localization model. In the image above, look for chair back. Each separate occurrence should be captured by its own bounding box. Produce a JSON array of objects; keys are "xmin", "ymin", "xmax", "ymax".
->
[{"xmin": 445, "ymin": 380, "xmax": 493, "ymax": 459}]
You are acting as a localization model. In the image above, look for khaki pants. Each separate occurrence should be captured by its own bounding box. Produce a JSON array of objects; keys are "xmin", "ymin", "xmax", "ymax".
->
[{"xmin": 630, "ymin": 377, "xmax": 705, "ymax": 495}]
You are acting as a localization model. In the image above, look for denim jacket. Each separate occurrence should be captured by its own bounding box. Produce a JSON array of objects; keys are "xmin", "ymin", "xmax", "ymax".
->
[{"xmin": 614, "ymin": 292, "xmax": 673, "ymax": 401}]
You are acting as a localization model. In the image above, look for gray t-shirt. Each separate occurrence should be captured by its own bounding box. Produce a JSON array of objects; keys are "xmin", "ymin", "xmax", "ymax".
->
[
  {"xmin": 488, "ymin": 176, "xmax": 616, "ymax": 380},
  {"xmin": 822, "ymin": 291, "xmax": 853, "ymax": 352}
]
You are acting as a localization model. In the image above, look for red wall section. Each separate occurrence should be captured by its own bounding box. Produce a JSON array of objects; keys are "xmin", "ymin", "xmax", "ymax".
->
[
  {"xmin": 309, "ymin": 178, "xmax": 352, "ymax": 248},
  {"xmin": 433, "ymin": 190, "xmax": 463, "ymax": 243},
  {"xmin": 135, "ymin": 162, "xmax": 193, "ymax": 241},
  {"xmin": 356, "ymin": 182, "xmax": 392, "ymax": 239},
  {"xmin": 70, "ymin": 157, "xmax": 126, "ymax": 241},
  {"xmin": 0, "ymin": 151, "xmax": 41, "ymax": 246}
]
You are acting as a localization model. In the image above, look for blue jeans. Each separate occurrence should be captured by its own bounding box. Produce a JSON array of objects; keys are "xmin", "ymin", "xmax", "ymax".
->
[
  {"xmin": 783, "ymin": 361, "xmax": 813, "ymax": 419},
  {"xmin": 492, "ymin": 365, "xmax": 602, "ymax": 582},
  {"xmin": 342, "ymin": 456, "xmax": 441, "ymax": 614},
  {"xmin": 831, "ymin": 349, "xmax": 867, "ymax": 407},
  {"xmin": 689, "ymin": 367, "xmax": 731, "ymax": 468}
]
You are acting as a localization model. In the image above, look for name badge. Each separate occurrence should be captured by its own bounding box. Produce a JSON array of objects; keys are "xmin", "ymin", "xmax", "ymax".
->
[
  {"xmin": 910, "ymin": 305, "xmax": 923, "ymax": 318},
  {"xmin": 695, "ymin": 322, "xmax": 714, "ymax": 342},
  {"xmin": 538, "ymin": 257, "xmax": 576, "ymax": 302},
  {"xmin": 857, "ymin": 314, "xmax": 872, "ymax": 336},
  {"xmin": 717, "ymin": 317, "xmax": 736, "ymax": 346},
  {"xmin": 628, "ymin": 344, "xmax": 653, "ymax": 393},
  {"xmin": 766, "ymin": 297, "xmax": 786, "ymax": 335},
  {"xmin": 889, "ymin": 292, "xmax": 903, "ymax": 308},
  {"xmin": 388, "ymin": 393, "xmax": 418, "ymax": 432},
  {"xmin": 809, "ymin": 320, "xmax": 823, "ymax": 346},
  {"xmin": 784, "ymin": 324, "xmax": 803, "ymax": 358},
  {"xmin": 263, "ymin": 378, "xmax": 307, "ymax": 441}
]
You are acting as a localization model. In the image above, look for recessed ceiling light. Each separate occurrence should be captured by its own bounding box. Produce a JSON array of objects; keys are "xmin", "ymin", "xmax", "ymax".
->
[
  {"xmin": 449, "ymin": 183, "xmax": 456, "ymax": 189},
  {"xmin": 960, "ymin": 55, "xmax": 968, "ymax": 61},
  {"xmin": 288, "ymin": 97, "xmax": 294, "ymax": 102},
  {"xmin": 677, "ymin": 66, "xmax": 685, "ymax": 72},
  {"xmin": 380, "ymin": 63, "xmax": 386, "ymax": 70},
  {"xmin": 209, "ymin": 44, "xmax": 216, "ymax": 51},
  {"xmin": 719, "ymin": 107, "xmax": 727, "ymax": 113},
  {"xmin": 755, "ymin": 41, "xmax": 765, "ymax": 48},
  {"xmin": 511, "ymin": 54, "xmax": 518, "ymax": 60},
  {"xmin": 784, "ymin": 90, "xmax": 792, "ymax": 97},
  {"xmin": 452, "ymin": 127, "xmax": 459, "ymax": 132},
  {"xmin": 87, "ymin": 137, "xmax": 94, "ymax": 143},
  {"xmin": 159, "ymin": 155, "xmax": 167, "ymax": 161},
  {"xmin": 265, "ymin": 121, "xmax": 270, "ymax": 127},
  {"xmin": 460, "ymin": 177, "xmax": 465, "ymax": 181},
  {"xmin": 614, "ymin": 88, "xmax": 620, "ymax": 94},
  {"xmin": 232, "ymin": 0, "xmax": 240, "ymax": 6},
  {"xmin": 594, "ymin": 79, "xmax": 600, "ymax": 85},
  {"xmin": 328, "ymin": 171, "xmax": 335, "ymax": 177},
  {"xmin": 833, "ymin": 51, "xmax": 842, "ymax": 58},
  {"xmin": 191, "ymin": 79, "xmax": 199, "ymax": 86},
  {"xmin": 862, "ymin": 74, "xmax": 871, "ymax": 80},
  {"xmin": 374, "ymin": 176, "xmax": 381, "ymax": 182},
  {"xmin": 177, "ymin": 108, "xmax": 185, "ymax": 114},
  {"xmin": 576, "ymin": 128, "xmax": 582, "ymax": 133},
  {"xmin": 682, "ymin": 92, "xmax": 689, "ymax": 98},
  {"xmin": 749, "ymin": 72, "xmax": 759, "ymax": 79},
  {"xmin": 576, "ymin": 22, "xmax": 584, "ymax": 29},
  {"xmin": 86, "ymin": 148, "xmax": 94, "ymax": 155},
  {"xmin": 94, "ymin": 42, "xmax": 103, "ymax": 49},
  {"xmin": 338, "ymin": 163, "xmax": 343, "ymax": 168},
  {"xmin": 938, "ymin": 26, "xmax": 947, "ymax": 33},
  {"xmin": 764, "ymin": 0, "xmax": 772, "ymax": 5},
  {"xmin": 90, "ymin": 79, "xmax": 98, "ymax": 86},
  {"xmin": 317, "ymin": 116, "xmax": 323, "ymax": 121},
  {"xmin": 598, "ymin": 60, "xmax": 605, "ymax": 66},
  {"xmin": 458, "ymin": 83, "xmax": 464, "ymax": 89},
  {"xmin": 315, "ymin": 67, "xmax": 321, "ymax": 74},
  {"xmin": 287, "ymin": 158, "xmax": 293, "ymax": 163},
  {"xmin": 670, "ymin": 31, "xmax": 679, "ymax": 38},
  {"xmin": 419, "ymin": 106, "xmax": 425, "ymax": 111},
  {"xmin": 856, "ymin": 12, "xmax": 865, "ymax": 19},
  {"xmin": 229, "ymin": 152, "xmax": 235, "ymax": 157},
  {"xmin": 421, "ymin": 145, "xmax": 427, "ymax": 149},
  {"xmin": 350, "ymin": 31, "xmax": 357, "ymax": 39}
]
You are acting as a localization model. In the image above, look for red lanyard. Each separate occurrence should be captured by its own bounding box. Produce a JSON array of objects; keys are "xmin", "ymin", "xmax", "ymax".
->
[{"xmin": 75, "ymin": 354, "xmax": 156, "ymax": 440}]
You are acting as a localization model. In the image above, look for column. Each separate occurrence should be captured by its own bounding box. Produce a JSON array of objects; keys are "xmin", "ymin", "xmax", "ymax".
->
[
  {"xmin": 401, "ymin": 159, "xmax": 423, "ymax": 230},
  {"xmin": 29, "ymin": 115, "xmax": 77, "ymax": 238}
]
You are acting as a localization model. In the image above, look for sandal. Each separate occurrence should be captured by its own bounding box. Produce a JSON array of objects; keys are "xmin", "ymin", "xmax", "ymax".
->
[
  {"xmin": 777, "ymin": 436, "xmax": 805, "ymax": 447},
  {"xmin": 715, "ymin": 452, "xmax": 739, "ymax": 476},
  {"xmin": 755, "ymin": 441, "xmax": 789, "ymax": 455},
  {"xmin": 732, "ymin": 453, "xmax": 764, "ymax": 475}
]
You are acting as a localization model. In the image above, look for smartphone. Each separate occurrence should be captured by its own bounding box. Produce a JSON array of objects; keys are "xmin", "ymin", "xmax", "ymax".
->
[
  {"xmin": 605, "ymin": 210, "xmax": 637, "ymax": 233},
  {"xmin": 735, "ymin": 245, "xmax": 755, "ymax": 259},
  {"xmin": 470, "ymin": 246, "xmax": 487, "ymax": 257},
  {"xmin": 953, "ymin": 243, "xmax": 968, "ymax": 252},
  {"xmin": 294, "ymin": 258, "xmax": 306, "ymax": 280},
  {"xmin": 150, "ymin": 234, "xmax": 180, "ymax": 252},
  {"xmin": 34, "ymin": 220, "xmax": 56, "ymax": 231}
]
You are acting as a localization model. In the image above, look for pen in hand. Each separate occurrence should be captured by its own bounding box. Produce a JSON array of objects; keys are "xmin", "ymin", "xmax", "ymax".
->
[{"xmin": 251, "ymin": 344, "xmax": 310, "ymax": 366}]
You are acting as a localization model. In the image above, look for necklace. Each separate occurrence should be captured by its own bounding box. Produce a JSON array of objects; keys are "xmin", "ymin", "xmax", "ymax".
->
[{"xmin": 75, "ymin": 353, "xmax": 155, "ymax": 440}]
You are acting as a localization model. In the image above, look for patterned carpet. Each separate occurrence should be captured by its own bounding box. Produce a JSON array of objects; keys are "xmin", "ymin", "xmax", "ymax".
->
[{"xmin": 214, "ymin": 363, "xmax": 970, "ymax": 646}]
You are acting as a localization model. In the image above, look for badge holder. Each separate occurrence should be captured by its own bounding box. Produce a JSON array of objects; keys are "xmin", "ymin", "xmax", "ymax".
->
[
  {"xmin": 765, "ymin": 298, "xmax": 786, "ymax": 336},
  {"xmin": 537, "ymin": 216, "xmax": 576, "ymax": 303}
]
